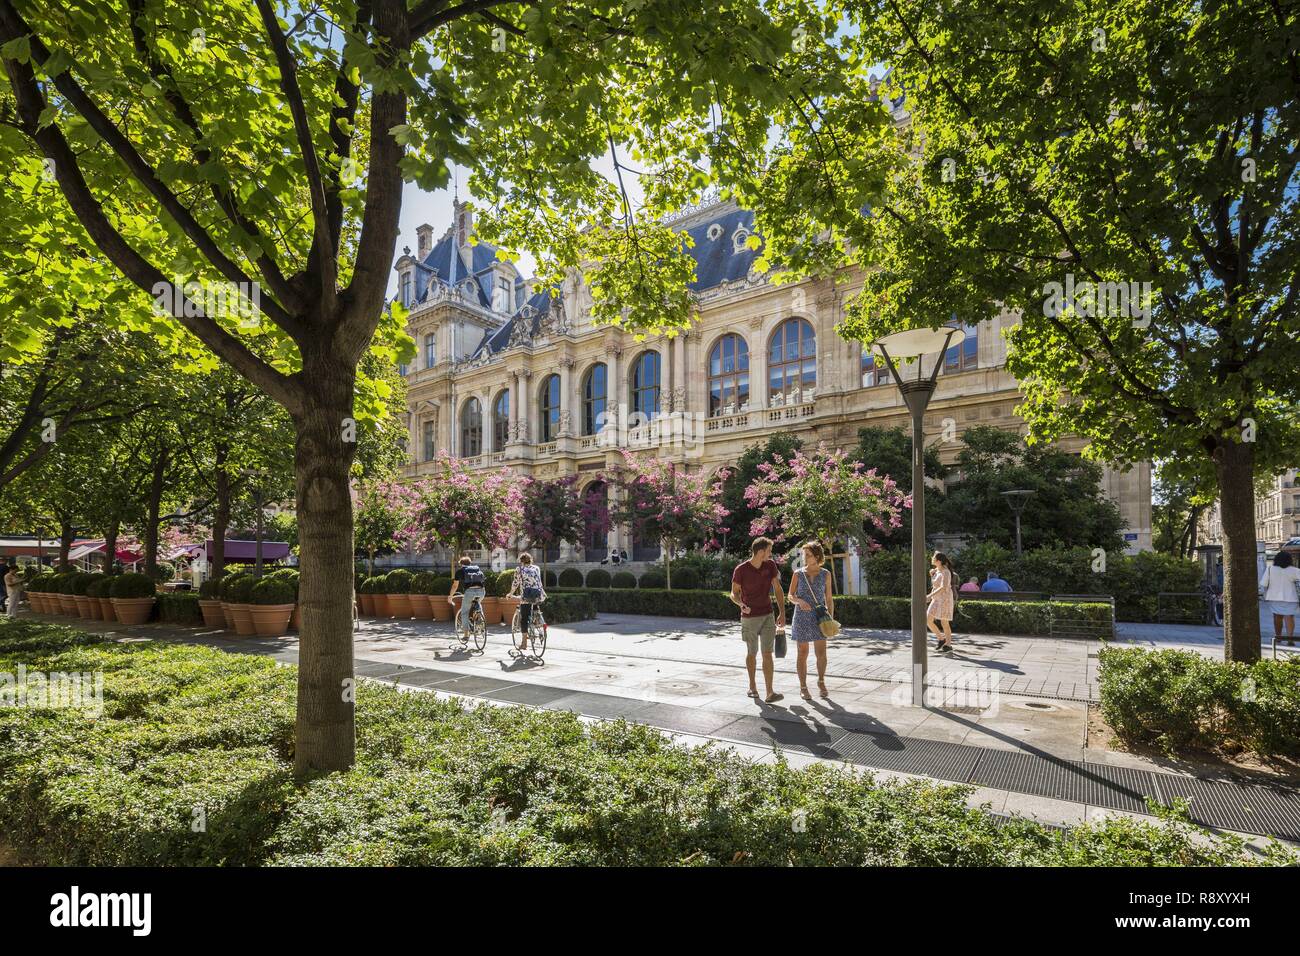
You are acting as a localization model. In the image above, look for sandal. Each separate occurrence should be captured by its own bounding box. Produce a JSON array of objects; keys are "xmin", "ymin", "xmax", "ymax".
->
[
  {"xmin": 800, "ymin": 686, "xmax": 812, "ymax": 700},
  {"xmin": 818, "ymin": 681, "xmax": 830, "ymax": 698},
  {"xmin": 747, "ymin": 689, "xmax": 760, "ymax": 699},
  {"xmin": 765, "ymin": 692, "xmax": 784, "ymax": 704}
]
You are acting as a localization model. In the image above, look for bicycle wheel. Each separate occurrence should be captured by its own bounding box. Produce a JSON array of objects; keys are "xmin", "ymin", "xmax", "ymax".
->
[
  {"xmin": 470, "ymin": 603, "xmax": 487, "ymax": 652},
  {"xmin": 510, "ymin": 608, "xmax": 526, "ymax": 652},
  {"xmin": 530, "ymin": 611, "xmax": 547, "ymax": 659}
]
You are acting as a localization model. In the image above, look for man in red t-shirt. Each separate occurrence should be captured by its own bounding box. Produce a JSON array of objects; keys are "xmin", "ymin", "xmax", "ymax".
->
[{"xmin": 731, "ymin": 536, "xmax": 786, "ymax": 703}]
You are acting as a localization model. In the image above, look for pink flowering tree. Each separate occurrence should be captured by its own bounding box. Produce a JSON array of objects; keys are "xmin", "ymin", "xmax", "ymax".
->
[
  {"xmin": 520, "ymin": 475, "xmax": 585, "ymax": 576},
  {"xmin": 410, "ymin": 453, "xmax": 524, "ymax": 562},
  {"xmin": 610, "ymin": 452, "xmax": 729, "ymax": 589},
  {"xmin": 353, "ymin": 480, "xmax": 419, "ymax": 575},
  {"xmin": 744, "ymin": 444, "xmax": 910, "ymax": 558}
]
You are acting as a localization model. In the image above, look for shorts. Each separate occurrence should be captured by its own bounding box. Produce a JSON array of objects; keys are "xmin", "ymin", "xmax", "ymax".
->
[{"xmin": 741, "ymin": 613, "xmax": 775, "ymax": 655}]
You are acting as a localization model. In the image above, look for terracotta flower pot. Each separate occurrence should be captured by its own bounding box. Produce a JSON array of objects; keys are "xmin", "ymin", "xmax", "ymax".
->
[
  {"xmin": 431, "ymin": 595, "xmax": 453, "ymax": 621},
  {"xmin": 110, "ymin": 597, "xmax": 155, "ymax": 626},
  {"xmin": 229, "ymin": 603, "xmax": 257, "ymax": 637},
  {"xmin": 290, "ymin": 605, "xmax": 301, "ymax": 631},
  {"xmin": 28, "ymin": 592, "xmax": 44, "ymax": 613},
  {"xmin": 410, "ymin": 594, "xmax": 434, "ymax": 620},
  {"xmin": 98, "ymin": 597, "xmax": 116, "ymax": 621},
  {"xmin": 74, "ymin": 595, "xmax": 94, "ymax": 619},
  {"xmin": 221, "ymin": 601, "xmax": 236, "ymax": 630},
  {"xmin": 388, "ymin": 593, "xmax": 413, "ymax": 619},
  {"xmin": 250, "ymin": 604, "xmax": 294, "ymax": 638},
  {"xmin": 499, "ymin": 596, "xmax": 520, "ymax": 626},
  {"xmin": 479, "ymin": 596, "xmax": 502, "ymax": 626},
  {"xmin": 359, "ymin": 593, "xmax": 375, "ymax": 616},
  {"xmin": 372, "ymin": 594, "xmax": 391, "ymax": 617},
  {"xmin": 59, "ymin": 594, "xmax": 78, "ymax": 615},
  {"xmin": 198, "ymin": 599, "xmax": 225, "ymax": 628}
]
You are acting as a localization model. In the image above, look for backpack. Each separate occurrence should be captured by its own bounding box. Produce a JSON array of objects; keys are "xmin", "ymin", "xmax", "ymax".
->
[{"xmin": 461, "ymin": 564, "xmax": 485, "ymax": 587}]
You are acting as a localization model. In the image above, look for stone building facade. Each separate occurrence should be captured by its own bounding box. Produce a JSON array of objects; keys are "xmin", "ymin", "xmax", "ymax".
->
[{"xmin": 394, "ymin": 197, "xmax": 1152, "ymax": 570}]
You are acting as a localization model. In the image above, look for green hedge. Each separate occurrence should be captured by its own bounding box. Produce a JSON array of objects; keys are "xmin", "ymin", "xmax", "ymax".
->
[
  {"xmin": 585, "ymin": 568, "xmax": 611, "ymax": 589},
  {"xmin": 109, "ymin": 572, "xmax": 157, "ymax": 599},
  {"xmin": 865, "ymin": 546, "xmax": 1201, "ymax": 623},
  {"xmin": 565, "ymin": 588, "xmax": 1111, "ymax": 637},
  {"xmin": 611, "ymin": 571, "xmax": 637, "ymax": 589},
  {"xmin": 557, "ymin": 568, "xmax": 584, "ymax": 588},
  {"xmin": 539, "ymin": 592, "xmax": 596, "ymax": 624},
  {"xmin": 639, "ymin": 569, "xmax": 666, "ymax": 589},
  {"xmin": 1099, "ymin": 647, "xmax": 1300, "ymax": 758},
  {"xmin": 157, "ymin": 591, "xmax": 204, "ymax": 626},
  {"xmin": 0, "ymin": 620, "xmax": 1286, "ymax": 867}
]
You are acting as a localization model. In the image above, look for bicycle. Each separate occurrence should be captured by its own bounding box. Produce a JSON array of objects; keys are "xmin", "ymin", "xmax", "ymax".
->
[
  {"xmin": 448, "ymin": 593, "xmax": 488, "ymax": 653},
  {"xmin": 510, "ymin": 598, "xmax": 547, "ymax": 660}
]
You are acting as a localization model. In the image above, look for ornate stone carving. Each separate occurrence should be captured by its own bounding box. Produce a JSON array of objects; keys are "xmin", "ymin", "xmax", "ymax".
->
[
  {"xmin": 670, "ymin": 386, "xmax": 686, "ymax": 412},
  {"xmin": 559, "ymin": 408, "xmax": 573, "ymax": 435}
]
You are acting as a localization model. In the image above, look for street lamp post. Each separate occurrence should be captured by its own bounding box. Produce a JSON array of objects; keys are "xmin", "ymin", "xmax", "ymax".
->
[
  {"xmin": 870, "ymin": 327, "xmax": 963, "ymax": 707},
  {"xmin": 1000, "ymin": 489, "xmax": 1035, "ymax": 557}
]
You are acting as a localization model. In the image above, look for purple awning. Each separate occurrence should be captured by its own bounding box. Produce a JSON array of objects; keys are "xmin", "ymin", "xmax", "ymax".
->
[{"xmin": 200, "ymin": 539, "xmax": 291, "ymax": 561}]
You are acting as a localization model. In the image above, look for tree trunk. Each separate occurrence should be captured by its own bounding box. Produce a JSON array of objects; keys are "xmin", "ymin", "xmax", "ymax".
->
[
  {"xmin": 292, "ymin": 359, "xmax": 359, "ymax": 777},
  {"xmin": 1214, "ymin": 439, "xmax": 1261, "ymax": 663},
  {"xmin": 142, "ymin": 448, "xmax": 168, "ymax": 577},
  {"xmin": 664, "ymin": 539, "xmax": 672, "ymax": 590},
  {"xmin": 58, "ymin": 519, "xmax": 73, "ymax": 568},
  {"xmin": 102, "ymin": 519, "xmax": 119, "ymax": 574},
  {"xmin": 212, "ymin": 448, "xmax": 230, "ymax": 580}
]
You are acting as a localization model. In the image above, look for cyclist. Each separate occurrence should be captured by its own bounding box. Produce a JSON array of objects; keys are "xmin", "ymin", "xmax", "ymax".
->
[
  {"xmin": 447, "ymin": 555, "xmax": 487, "ymax": 638},
  {"xmin": 510, "ymin": 552, "xmax": 546, "ymax": 653}
]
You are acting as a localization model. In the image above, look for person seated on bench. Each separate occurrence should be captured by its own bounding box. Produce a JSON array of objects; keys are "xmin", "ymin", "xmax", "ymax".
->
[
  {"xmin": 981, "ymin": 572, "xmax": 1012, "ymax": 593},
  {"xmin": 959, "ymin": 576, "xmax": 981, "ymax": 593}
]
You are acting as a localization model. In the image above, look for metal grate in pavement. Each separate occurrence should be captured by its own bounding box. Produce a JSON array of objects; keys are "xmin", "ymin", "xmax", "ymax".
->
[
  {"xmin": 826, "ymin": 732, "xmax": 981, "ymax": 783},
  {"xmin": 1153, "ymin": 772, "xmax": 1300, "ymax": 839},
  {"xmin": 710, "ymin": 716, "xmax": 846, "ymax": 755}
]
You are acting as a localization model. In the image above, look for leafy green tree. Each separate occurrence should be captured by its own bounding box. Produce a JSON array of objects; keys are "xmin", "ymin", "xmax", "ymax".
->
[
  {"xmin": 520, "ymin": 476, "xmax": 585, "ymax": 576},
  {"xmin": 719, "ymin": 432, "xmax": 804, "ymax": 553},
  {"xmin": 0, "ymin": 0, "xmax": 827, "ymax": 773},
  {"xmin": 932, "ymin": 427, "xmax": 1126, "ymax": 552},
  {"xmin": 1152, "ymin": 468, "xmax": 1214, "ymax": 560},
  {"xmin": 734, "ymin": 1, "xmax": 1299, "ymax": 661},
  {"xmin": 850, "ymin": 425, "xmax": 946, "ymax": 549}
]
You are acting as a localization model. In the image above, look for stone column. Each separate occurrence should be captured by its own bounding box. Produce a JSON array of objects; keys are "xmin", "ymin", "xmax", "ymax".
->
[
  {"xmin": 606, "ymin": 345, "xmax": 622, "ymax": 428},
  {"xmin": 558, "ymin": 357, "xmax": 574, "ymax": 437},
  {"xmin": 749, "ymin": 317, "xmax": 767, "ymax": 411},
  {"xmin": 519, "ymin": 369, "xmax": 532, "ymax": 443},
  {"xmin": 672, "ymin": 334, "xmax": 686, "ymax": 413}
]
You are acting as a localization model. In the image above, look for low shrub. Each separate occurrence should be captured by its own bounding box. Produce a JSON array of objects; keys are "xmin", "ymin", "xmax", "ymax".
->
[
  {"xmin": 222, "ymin": 574, "xmax": 256, "ymax": 604},
  {"xmin": 585, "ymin": 568, "xmax": 611, "ymax": 589},
  {"xmin": 611, "ymin": 571, "xmax": 637, "ymax": 589},
  {"xmin": 638, "ymin": 569, "xmax": 666, "ymax": 589},
  {"xmin": 430, "ymin": 575, "xmax": 452, "ymax": 595},
  {"xmin": 157, "ymin": 591, "xmax": 204, "ymax": 626},
  {"xmin": 383, "ymin": 569, "xmax": 413, "ymax": 594},
  {"xmin": 264, "ymin": 569, "xmax": 300, "ymax": 601},
  {"xmin": 410, "ymin": 571, "xmax": 438, "ymax": 595},
  {"xmin": 543, "ymin": 569, "xmax": 557, "ymax": 588},
  {"xmin": 250, "ymin": 578, "xmax": 297, "ymax": 606},
  {"xmin": 69, "ymin": 573, "xmax": 98, "ymax": 596},
  {"xmin": 109, "ymin": 573, "xmax": 157, "ymax": 599},
  {"xmin": 557, "ymin": 568, "xmax": 584, "ymax": 588},
  {"xmin": 671, "ymin": 567, "xmax": 700, "ymax": 590},
  {"xmin": 1099, "ymin": 647, "xmax": 1300, "ymax": 758},
  {"xmin": 0, "ymin": 620, "xmax": 1288, "ymax": 867},
  {"xmin": 491, "ymin": 570, "xmax": 515, "ymax": 598},
  {"xmin": 54, "ymin": 572, "xmax": 79, "ymax": 594},
  {"xmin": 85, "ymin": 576, "xmax": 114, "ymax": 599},
  {"xmin": 540, "ymin": 592, "xmax": 596, "ymax": 624},
  {"xmin": 198, "ymin": 579, "xmax": 221, "ymax": 600}
]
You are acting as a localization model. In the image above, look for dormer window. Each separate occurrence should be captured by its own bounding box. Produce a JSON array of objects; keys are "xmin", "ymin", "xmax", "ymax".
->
[
  {"xmin": 732, "ymin": 227, "xmax": 751, "ymax": 253},
  {"xmin": 400, "ymin": 271, "xmax": 413, "ymax": 308},
  {"xmin": 706, "ymin": 223, "xmax": 723, "ymax": 241}
]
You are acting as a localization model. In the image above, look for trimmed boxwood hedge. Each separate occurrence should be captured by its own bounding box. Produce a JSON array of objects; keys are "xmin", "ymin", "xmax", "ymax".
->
[
  {"xmin": 85, "ymin": 576, "xmax": 113, "ymax": 599},
  {"xmin": 1099, "ymin": 647, "xmax": 1300, "ymax": 758},
  {"xmin": 560, "ymin": 588, "xmax": 1112, "ymax": 637},
  {"xmin": 638, "ymin": 569, "xmax": 666, "ymax": 589},
  {"xmin": 557, "ymin": 568, "xmax": 584, "ymax": 588},
  {"xmin": 585, "ymin": 568, "xmax": 611, "ymax": 589},
  {"xmin": 157, "ymin": 591, "xmax": 204, "ymax": 626},
  {"xmin": 540, "ymin": 592, "xmax": 596, "ymax": 624},
  {"xmin": 109, "ymin": 572, "xmax": 157, "ymax": 599},
  {"xmin": 410, "ymin": 571, "xmax": 439, "ymax": 595},
  {"xmin": 0, "ymin": 620, "xmax": 1287, "ymax": 867},
  {"xmin": 610, "ymin": 571, "xmax": 637, "ymax": 589},
  {"xmin": 383, "ymin": 569, "xmax": 413, "ymax": 594}
]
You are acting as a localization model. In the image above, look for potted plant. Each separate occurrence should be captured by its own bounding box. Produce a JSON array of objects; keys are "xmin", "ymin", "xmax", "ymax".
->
[
  {"xmin": 370, "ymin": 572, "xmax": 391, "ymax": 618},
  {"xmin": 87, "ymin": 575, "xmax": 116, "ymax": 621},
  {"xmin": 357, "ymin": 576, "xmax": 377, "ymax": 617},
  {"xmin": 495, "ymin": 569, "xmax": 519, "ymax": 624},
  {"xmin": 409, "ymin": 571, "xmax": 437, "ymax": 620},
  {"xmin": 217, "ymin": 572, "xmax": 248, "ymax": 630},
  {"xmin": 385, "ymin": 568, "xmax": 414, "ymax": 619},
  {"xmin": 54, "ymin": 572, "xmax": 79, "ymax": 615},
  {"xmin": 248, "ymin": 576, "xmax": 296, "ymax": 637},
  {"xmin": 75, "ymin": 573, "xmax": 105, "ymax": 619},
  {"xmin": 109, "ymin": 572, "xmax": 157, "ymax": 625},
  {"xmin": 265, "ymin": 569, "xmax": 301, "ymax": 629},
  {"xmin": 430, "ymin": 575, "xmax": 453, "ymax": 621},
  {"xmin": 478, "ymin": 569, "xmax": 502, "ymax": 626},
  {"xmin": 224, "ymin": 574, "xmax": 257, "ymax": 636},
  {"xmin": 197, "ymin": 578, "xmax": 224, "ymax": 627},
  {"xmin": 24, "ymin": 573, "xmax": 47, "ymax": 613}
]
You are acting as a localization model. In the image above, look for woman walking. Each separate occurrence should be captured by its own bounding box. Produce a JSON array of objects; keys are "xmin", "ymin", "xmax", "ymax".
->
[
  {"xmin": 1259, "ymin": 551, "xmax": 1300, "ymax": 647},
  {"xmin": 787, "ymin": 540, "xmax": 834, "ymax": 700},
  {"xmin": 927, "ymin": 551, "xmax": 957, "ymax": 652}
]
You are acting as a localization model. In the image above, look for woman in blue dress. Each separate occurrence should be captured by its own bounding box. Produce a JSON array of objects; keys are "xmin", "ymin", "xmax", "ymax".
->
[{"xmin": 787, "ymin": 540, "xmax": 834, "ymax": 700}]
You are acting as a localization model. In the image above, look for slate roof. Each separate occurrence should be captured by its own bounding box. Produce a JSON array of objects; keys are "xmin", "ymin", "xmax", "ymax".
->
[{"xmin": 411, "ymin": 231, "xmax": 502, "ymax": 308}]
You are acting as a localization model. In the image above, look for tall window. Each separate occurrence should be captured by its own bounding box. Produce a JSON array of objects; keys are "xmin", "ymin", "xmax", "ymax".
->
[
  {"xmin": 424, "ymin": 333, "xmax": 436, "ymax": 369},
  {"xmin": 861, "ymin": 348, "xmax": 889, "ymax": 387},
  {"xmin": 708, "ymin": 334, "xmax": 750, "ymax": 416},
  {"xmin": 460, "ymin": 398, "xmax": 482, "ymax": 458},
  {"xmin": 630, "ymin": 351, "xmax": 660, "ymax": 421},
  {"xmin": 944, "ymin": 322, "xmax": 978, "ymax": 373},
  {"xmin": 582, "ymin": 363, "xmax": 607, "ymax": 435},
  {"xmin": 400, "ymin": 272, "xmax": 413, "ymax": 307},
  {"xmin": 539, "ymin": 374, "xmax": 561, "ymax": 442},
  {"xmin": 421, "ymin": 420, "xmax": 435, "ymax": 462},
  {"xmin": 492, "ymin": 391, "xmax": 510, "ymax": 451},
  {"xmin": 398, "ymin": 362, "xmax": 409, "ymax": 377},
  {"xmin": 768, "ymin": 318, "xmax": 816, "ymax": 404}
]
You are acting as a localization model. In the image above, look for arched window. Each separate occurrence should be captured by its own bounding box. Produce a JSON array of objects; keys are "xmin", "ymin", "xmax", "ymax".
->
[
  {"xmin": 459, "ymin": 398, "xmax": 482, "ymax": 458},
  {"xmin": 492, "ymin": 391, "xmax": 510, "ymax": 451},
  {"xmin": 582, "ymin": 480, "xmax": 609, "ymax": 561},
  {"xmin": 539, "ymin": 374, "xmax": 561, "ymax": 442},
  {"xmin": 708, "ymin": 334, "xmax": 750, "ymax": 416},
  {"xmin": 944, "ymin": 322, "xmax": 978, "ymax": 373},
  {"xmin": 768, "ymin": 318, "xmax": 816, "ymax": 405},
  {"xmin": 582, "ymin": 363, "xmax": 607, "ymax": 435},
  {"xmin": 629, "ymin": 351, "xmax": 660, "ymax": 421}
]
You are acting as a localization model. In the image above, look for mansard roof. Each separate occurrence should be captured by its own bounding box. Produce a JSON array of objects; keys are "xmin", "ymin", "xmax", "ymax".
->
[{"xmin": 410, "ymin": 231, "xmax": 502, "ymax": 308}]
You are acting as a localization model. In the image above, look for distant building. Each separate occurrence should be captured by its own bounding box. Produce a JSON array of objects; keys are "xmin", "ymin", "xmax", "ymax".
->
[
  {"xmin": 392, "ymin": 197, "xmax": 1152, "ymax": 569},
  {"xmin": 1199, "ymin": 467, "xmax": 1300, "ymax": 560}
]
